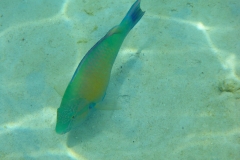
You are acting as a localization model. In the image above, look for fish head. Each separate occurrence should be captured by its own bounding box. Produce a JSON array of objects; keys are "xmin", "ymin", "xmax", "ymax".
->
[
  {"xmin": 55, "ymin": 106, "xmax": 74, "ymax": 134},
  {"xmin": 55, "ymin": 98, "xmax": 89, "ymax": 134}
]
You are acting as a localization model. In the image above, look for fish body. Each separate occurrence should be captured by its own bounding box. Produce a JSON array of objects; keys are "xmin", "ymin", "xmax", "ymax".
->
[{"xmin": 56, "ymin": 0, "xmax": 145, "ymax": 134}]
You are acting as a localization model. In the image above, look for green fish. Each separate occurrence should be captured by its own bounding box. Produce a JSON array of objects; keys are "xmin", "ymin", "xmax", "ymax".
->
[{"xmin": 56, "ymin": 0, "xmax": 145, "ymax": 134}]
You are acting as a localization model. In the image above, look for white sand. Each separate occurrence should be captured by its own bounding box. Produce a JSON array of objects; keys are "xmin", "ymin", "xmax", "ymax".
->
[{"xmin": 0, "ymin": 0, "xmax": 240, "ymax": 159}]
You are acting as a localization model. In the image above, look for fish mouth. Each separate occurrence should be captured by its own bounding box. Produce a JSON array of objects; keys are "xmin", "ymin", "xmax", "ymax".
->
[{"xmin": 55, "ymin": 120, "xmax": 72, "ymax": 134}]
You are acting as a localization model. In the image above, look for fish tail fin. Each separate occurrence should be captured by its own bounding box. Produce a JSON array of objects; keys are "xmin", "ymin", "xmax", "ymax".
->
[
  {"xmin": 105, "ymin": 0, "xmax": 144, "ymax": 37},
  {"xmin": 120, "ymin": 0, "xmax": 145, "ymax": 33}
]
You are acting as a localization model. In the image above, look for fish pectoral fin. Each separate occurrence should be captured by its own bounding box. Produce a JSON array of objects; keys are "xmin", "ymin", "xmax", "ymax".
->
[
  {"xmin": 71, "ymin": 98, "xmax": 90, "ymax": 120},
  {"xmin": 71, "ymin": 100, "xmax": 90, "ymax": 127},
  {"xmin": 74, "ymin": 108, "xmax": 89, "ymax": 121},
  {"xmin": 71, "ymin": 110, "xmax": 89, "ymax": 129}
]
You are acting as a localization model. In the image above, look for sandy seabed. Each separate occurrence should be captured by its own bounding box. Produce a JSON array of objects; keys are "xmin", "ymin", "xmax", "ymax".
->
[{"xmin": 0, "ymin": 0, "xmax": 240, "ymax": 159}]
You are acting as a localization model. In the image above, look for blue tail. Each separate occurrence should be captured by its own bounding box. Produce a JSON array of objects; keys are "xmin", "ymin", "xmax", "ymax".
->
[{"xmin": 120, "ymin": 0, "xmax": 145, "ymax": 33}]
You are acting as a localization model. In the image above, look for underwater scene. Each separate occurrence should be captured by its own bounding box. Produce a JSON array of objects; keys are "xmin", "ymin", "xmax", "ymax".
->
[{"xmin": 0, "ymin": 0, "xmax": 240, "ymax": 159}]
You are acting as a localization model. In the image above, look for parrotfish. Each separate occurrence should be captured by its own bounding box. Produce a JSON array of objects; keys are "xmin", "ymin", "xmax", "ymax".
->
[{"xmin": 56, "ymin": 0, "xmax": 145, "ymax": 134}]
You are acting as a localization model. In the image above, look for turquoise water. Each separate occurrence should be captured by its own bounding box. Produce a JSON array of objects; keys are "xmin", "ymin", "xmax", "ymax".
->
[{"xmin": 1, "ymin": 0, "xmax": 240, "ymax": 159}]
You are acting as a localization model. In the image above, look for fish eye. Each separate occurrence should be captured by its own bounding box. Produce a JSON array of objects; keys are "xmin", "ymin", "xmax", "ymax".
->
[{"xmin": 72, "ymin": 115, "xmax": 75, "ymax": 119}]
